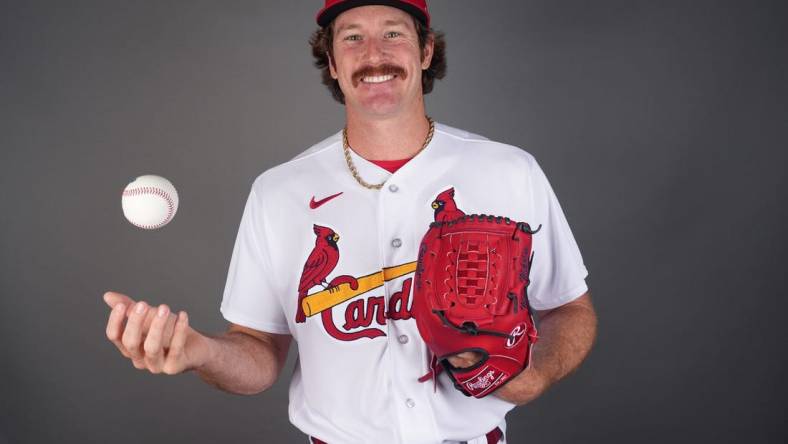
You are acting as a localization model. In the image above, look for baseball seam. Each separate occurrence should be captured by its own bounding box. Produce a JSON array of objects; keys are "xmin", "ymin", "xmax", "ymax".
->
[{"xmin": 122, "ymin": 186, "xmax": 176, "ymax": 229}]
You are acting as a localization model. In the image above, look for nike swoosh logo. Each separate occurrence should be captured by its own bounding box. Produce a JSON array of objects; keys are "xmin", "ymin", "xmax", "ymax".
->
[{"xmin": 310, "ymin": 192, "xmax": 343, "ymax": 209}]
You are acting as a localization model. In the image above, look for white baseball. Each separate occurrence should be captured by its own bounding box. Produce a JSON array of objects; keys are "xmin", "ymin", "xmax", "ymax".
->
[{"xmin": 121, "ymin": 175, "xmax": 179, "ymax": 230}]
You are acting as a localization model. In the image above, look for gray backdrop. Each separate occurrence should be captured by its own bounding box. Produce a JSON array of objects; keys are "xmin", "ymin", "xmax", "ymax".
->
[{"xmin": 1, "ymin": 0, "xmax": 786, "ymax": 443}]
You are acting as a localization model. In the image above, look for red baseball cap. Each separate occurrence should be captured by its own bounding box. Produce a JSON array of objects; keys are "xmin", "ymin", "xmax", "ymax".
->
[{"xmin": 316, "ymin": 0, "xmax": 430, "ymax": 29}]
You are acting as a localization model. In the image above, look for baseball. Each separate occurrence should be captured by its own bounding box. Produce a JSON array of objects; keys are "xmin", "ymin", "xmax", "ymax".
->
[{"xmin": 121, "ymin": 175, "xmax": 179, "ymax": 230}]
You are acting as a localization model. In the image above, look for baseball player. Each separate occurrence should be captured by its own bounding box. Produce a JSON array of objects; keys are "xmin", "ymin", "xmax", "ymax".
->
[{"xmin": 103, "ymin": 1, "xmax": 598, "ymax": 443}]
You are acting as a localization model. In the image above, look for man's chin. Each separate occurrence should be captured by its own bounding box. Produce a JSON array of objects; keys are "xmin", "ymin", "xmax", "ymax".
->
[{"xmin": 351, "ymin": 95, "xmax": 403, "ymax": 116}]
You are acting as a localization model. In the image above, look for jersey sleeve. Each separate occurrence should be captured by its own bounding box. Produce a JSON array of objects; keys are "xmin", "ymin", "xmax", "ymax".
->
[
  {"xmin": 526, "ymin": 157, "xmax": 589, "ymax": 310},
  {"xmin": 219, "ymin": 184, "xmax": 291, "ymax": 334}
]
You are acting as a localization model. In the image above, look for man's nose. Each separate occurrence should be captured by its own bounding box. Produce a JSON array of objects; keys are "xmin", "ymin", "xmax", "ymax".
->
[{"xmin": 362, "ymin": 37, "xmax": 388, "ymax": 64}]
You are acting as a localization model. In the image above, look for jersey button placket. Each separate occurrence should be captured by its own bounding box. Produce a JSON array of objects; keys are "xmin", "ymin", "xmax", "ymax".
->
[{"xmin": 378, "ymin": 185, "xmax": 435, "ymax": 442}]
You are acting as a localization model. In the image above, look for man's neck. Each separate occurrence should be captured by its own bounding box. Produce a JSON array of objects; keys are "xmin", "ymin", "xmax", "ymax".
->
[{"xmin": 344, "ymin": 105, "xmax": 431, "ymax": 161}]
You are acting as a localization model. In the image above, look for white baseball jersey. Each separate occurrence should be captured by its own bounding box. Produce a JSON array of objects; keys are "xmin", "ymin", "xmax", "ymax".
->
[{"xmin": 220, "ymin": 122, "xmax": 589, "ymax": 444}]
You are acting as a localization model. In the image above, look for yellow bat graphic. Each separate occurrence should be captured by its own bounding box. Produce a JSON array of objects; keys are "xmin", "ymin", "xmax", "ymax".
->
[{"xmin": 302, "ymin": 261, "xmax": 417, "ymax": 317}]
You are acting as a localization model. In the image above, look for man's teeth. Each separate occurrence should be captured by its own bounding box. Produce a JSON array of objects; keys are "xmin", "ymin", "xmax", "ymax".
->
[{"xmin": 363, "ymin": 74, "xmax": 395, "ymax": 83}]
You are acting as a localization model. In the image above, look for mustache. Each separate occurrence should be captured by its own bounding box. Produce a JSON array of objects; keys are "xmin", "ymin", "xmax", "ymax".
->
[{"xmin": 353, "ymin": 64, "xmax": 407, "ymax": 84}]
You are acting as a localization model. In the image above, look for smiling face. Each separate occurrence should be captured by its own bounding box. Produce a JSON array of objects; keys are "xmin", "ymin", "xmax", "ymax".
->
[{"xmin": 328, "ymin": 5, "xmax": 434, "ymax": 118}]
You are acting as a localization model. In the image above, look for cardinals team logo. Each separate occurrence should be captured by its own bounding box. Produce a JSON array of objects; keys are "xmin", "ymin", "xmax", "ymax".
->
[
  {"xmin": 295, "ymin": 224, "xmax": 414, "ymax": 341},
  {"xmin": 431, "ymin": 187, "xmax": 465, "ymax": 222},
  {"xmin": 296, "ymin": 224, "xmax": 358, "ymax": 323}
]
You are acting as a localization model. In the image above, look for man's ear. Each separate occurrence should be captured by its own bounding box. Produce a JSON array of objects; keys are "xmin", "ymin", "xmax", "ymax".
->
[
  {"xmin": 328, "ymin": 53, "xmax": 338, "ymax": 79},
  {"xmin": 421, "ymin": 34, "xmax": 434, "ymax": 70}
]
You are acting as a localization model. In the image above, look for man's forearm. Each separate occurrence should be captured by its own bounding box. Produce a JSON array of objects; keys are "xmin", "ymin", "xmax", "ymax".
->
[
  {"xmin": 495, "ymin": 292, "xmax": 598, "ymax": 405},
  {"xmin": 193, "ymin": 332, "xmax": 286, "ymax": 395}
]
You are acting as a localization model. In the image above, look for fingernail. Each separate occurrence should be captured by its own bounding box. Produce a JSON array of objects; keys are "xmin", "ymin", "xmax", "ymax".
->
[
  {"xmin": 157, "ymin": 306, "xmax": 167, "ymax": 317},
  {"xmin": 135, "ymin": 302, "xmax": 146, "ymax": 314}
]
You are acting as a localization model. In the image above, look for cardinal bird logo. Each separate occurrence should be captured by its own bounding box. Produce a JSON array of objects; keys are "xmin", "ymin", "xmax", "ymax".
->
[
  {"xmin": 296, "ymin": 224, "xmax": 341, "ymax": 323},
  {"xmin": 432, "ymin": 187, "xmax": 465, "ymax": 222}
]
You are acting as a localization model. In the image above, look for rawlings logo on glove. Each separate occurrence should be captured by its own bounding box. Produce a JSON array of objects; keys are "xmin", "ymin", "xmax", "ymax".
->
[{"xmin": 413, "ymin": 214, "xmax": 540, "ymax": 398}]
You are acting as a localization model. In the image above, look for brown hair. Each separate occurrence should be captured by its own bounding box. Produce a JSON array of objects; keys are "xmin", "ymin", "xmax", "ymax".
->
[{"xmin": 309, "ymin": 17, "xmax": 447, "ymax": 104}]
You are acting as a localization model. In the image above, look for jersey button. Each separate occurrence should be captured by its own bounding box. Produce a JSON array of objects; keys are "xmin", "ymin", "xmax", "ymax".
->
[
  {"xmin": 398, "ymin": 334, "xmax": 409, "ymax": 344},
  {"xmin": 405, "ymin": 398, "xmax": 416, "ymax": 408},
  {"xmin": 391, "ymin": 238, "xmax": 402, "ymax": 248},
  {"xmin": 388, "ymin": 184, "xmax": 399, "ymax": 193}
]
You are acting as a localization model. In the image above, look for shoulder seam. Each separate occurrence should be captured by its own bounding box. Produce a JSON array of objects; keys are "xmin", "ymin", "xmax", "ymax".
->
[
  {"xmin": 435, "ymin": 126, "xmax": 489, "ymax": 143},
  {"xmin": 288, "ymin": 138, "xmax": 341, "ymax": 164}
]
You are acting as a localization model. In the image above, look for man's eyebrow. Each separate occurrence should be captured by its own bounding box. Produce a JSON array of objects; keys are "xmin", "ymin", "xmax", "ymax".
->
[
  {"xmin": 382, "ymin": 19, "xmax": 409, "ymax": 27},
  {"xmin": 336, "ymin": 23, "xmax": 361, "ymax": 33},
  {"xmin": 336, "ymin": 19, "xmax": 410, "ymax": 33}
]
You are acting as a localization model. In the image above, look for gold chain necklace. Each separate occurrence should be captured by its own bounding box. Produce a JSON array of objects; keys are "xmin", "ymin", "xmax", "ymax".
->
[{"xmin": 343, "ymin": 116, "xmax": 435, "ymax": 190}]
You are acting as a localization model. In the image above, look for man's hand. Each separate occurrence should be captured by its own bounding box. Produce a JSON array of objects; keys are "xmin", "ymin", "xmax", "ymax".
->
[
  {"xmin": 103, "ymin": 291, "xmax": 210, "ymax": 375},
  {"xmin": 445, "ymin": 351, "xmax": 483, "ymax": 369}
]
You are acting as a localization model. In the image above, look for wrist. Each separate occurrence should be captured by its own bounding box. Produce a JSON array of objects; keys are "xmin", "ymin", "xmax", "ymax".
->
[
  {"xmin": 495, "ymin": 364, "xmax": 548, "ymax": 406},
  {"xmin": 188, "ymin": 330, "xmax": 215, "ymax": 372}
]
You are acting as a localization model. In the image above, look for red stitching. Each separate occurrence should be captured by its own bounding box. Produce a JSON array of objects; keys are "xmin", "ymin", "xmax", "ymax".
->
[{"xmin": 122, "ymin": 186, "xmax": 176, "ymax": 229}]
